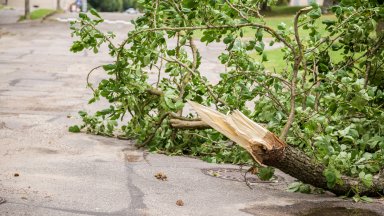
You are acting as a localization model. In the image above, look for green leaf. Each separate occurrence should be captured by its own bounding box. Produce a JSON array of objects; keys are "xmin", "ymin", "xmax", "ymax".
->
[
  {"xmin": 287, "ymin": 182, "xmax": 301, "ymax": 192},
  {"xmin": 277, "ymin": 23, "xmax": 286, "ymax": 30},
  {"xmin": 324, "ymin": 168, "xmax": 339, "ymax": 188},
  {"xmin": 103, "ymin": 64, "xmax": 116, "ymax": 71},
  {"xmin": 299, "ymin": 184, "xmax": 311, "ymax": 194},
  {"xmin": 70, "ymin": 41, "xmax": 84, "ymax": 53},
  {"xmin": 360, "ymin": 196, "xmax": 373, "ymax": 203},
  {"xmin": 223, "ymin": 35, "xmax": 234, "ymax": 44},
  {"xmin": 78, "ymin": 111, "xmax": 87, "ymax": 117},
  {"xmin": 308, "ymin": 8, "xmax": 321, "ymax": 19},
  {"xmin": 69, "ymin": 125, "xmax": 81, "ymax": 133},
  {"xmin": 90, "ymin": 9, "xmax": 101, "ymax": 19},
  {"xmin": 79, "ymin": 12, "xmax": 87, "ymax": 19},
  {"xmin": 359, "ymin": 172, "xmax": 373, "ymax": 188},
  {"xmin": 258, "ymin": 167, "xmax": 274, "ymax": 181},
  {"xmin": 262, "ymin": 53, "xmax": 268, "ymax": 62}
]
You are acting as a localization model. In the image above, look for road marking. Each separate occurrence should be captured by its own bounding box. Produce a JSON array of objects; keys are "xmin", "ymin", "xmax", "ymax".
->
[{"xmin": 55, "ymin": 17, "xmax": 132, "ymax": 25}]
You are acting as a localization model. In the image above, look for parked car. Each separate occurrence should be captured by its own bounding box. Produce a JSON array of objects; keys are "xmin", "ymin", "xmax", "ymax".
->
[{"xmin": 125, "ymin": 8, "xmax": 138, "ymax": 14}]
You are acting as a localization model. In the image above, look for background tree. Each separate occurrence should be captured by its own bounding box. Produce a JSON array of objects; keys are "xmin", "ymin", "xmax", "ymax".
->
[
  {"xmin": 123, "ymin": 0, "xmax": 138, "ymax": 10},
  {"xmin": 57, "ymin": 0, "xmax": 61, "ymax": 10},
  {"xmin": 24, "ymin": 0, "xmax": 30, "ymax": 19},
  {"xmin": 322, "ymin": 0, "xmax": 337, "ymax": 13}
]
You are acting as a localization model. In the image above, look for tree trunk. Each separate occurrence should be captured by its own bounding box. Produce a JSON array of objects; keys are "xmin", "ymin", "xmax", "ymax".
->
[
  {"xmin": 262, "ymin": 145, "xmax": 384, "ymax": 196},
  {"xmin": 260, "ymin": 1, "xmax": 271, "ymax": 12},
  {"xmin": 24, "ymin": 0, "xmax": 30, "ymax": 19},
  {"xmin": 188, "ymin": 101, "xmax": 384, "ymax": 196},
  {"xmin": 56, "ymin": 0, "xmax": 61, "ymax": 10},
  {"xmin": 322, "ymin": 0, "xmax": 334, "ymax": 14}
]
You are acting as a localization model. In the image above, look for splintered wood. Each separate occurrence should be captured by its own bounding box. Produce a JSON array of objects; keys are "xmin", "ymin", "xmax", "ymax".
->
[{"xmin": 188, "ymin": 101, "xmax": 286, "ymax": 165}]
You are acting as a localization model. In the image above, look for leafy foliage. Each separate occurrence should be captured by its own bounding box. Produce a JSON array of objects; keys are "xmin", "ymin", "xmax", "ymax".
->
[{"xmin": 70, "ymin": 0, "xmax": 384, "ymax": 195}]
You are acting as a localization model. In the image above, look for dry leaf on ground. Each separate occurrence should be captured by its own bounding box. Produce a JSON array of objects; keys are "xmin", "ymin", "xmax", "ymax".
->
[
  {"xmin": 154, "ymin": 172, "xmax": 167, "ymax": 181},
  {"xmin": 176, "ymin": 199, "xmax": 184, "ymax": 206}
]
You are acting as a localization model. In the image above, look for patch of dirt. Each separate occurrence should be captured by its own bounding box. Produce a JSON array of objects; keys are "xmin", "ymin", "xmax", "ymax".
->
[
  {"xmin": 121, "ymin": 148, "xmax": 144, "ymax": 162},
  {"xmin": 201, "ymin": 167, "xmax": 282, "ymax": 184}
]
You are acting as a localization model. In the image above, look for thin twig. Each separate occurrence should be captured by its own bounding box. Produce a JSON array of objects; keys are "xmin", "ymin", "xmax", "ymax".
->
[
  {"xmin": 225, "ymin": 0, "xmax": 248, "ymax": 20},
  {"xmin": 280, "ymin": 7, "xmax": 311, "ymax": 140},
  {"xmin": 160, "ymin": 56, "xmax": 228, "ymax": 106},
  {"xmin": 86, "ymin": 65, "xmax": 103, "ymax": 92}
]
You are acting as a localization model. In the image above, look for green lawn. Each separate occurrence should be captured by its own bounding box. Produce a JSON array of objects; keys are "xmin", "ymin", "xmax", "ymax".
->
[
  {"xmin": 192, "ymin": 6, "xmax": 341, "ymax": 74},
  {"xmin": 250, "ymin": 47, "xmax": 344, "ymax": 74},
  {"xmin": 250, "ymin": 48, "xmax": 287, "ymax": 73},
  {"xmin": 262, "ymin": 6, "xmax": 306, "ymax": 17},
  {"xmin": 193, "ymin": 14, "xmax": 336, "ymax": 40},
  {"xmin": 30, "ymin": 9, "xmax": 55, "ymax": 20}
]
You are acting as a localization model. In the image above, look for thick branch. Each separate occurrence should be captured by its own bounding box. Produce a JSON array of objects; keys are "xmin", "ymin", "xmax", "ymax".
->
[
  {"xmin": 170, "ymin": 118, "xmax": 268, "ymax": 129},
  {"xmin": 146, "ymin": 87, "xmax": 163, "ymax": 96},
  {"xmin": 170, "ymin": 119, "xmax": 211, "ymax": 129}
]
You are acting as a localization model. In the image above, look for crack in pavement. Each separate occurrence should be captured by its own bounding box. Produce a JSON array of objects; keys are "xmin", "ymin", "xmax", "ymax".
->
[
  {"xmin": 125, "ymin": 162, "xmax": 147, "ymax": 215},
  {"xmin": 16, "ymin": 50, "xmax": 34, "ymax": 59}
]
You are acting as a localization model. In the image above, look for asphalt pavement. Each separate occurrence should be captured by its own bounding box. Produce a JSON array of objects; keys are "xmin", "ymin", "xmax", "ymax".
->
[{"xmin": 0, "ymin": 9, "xmax": 383, "ymax": 216}]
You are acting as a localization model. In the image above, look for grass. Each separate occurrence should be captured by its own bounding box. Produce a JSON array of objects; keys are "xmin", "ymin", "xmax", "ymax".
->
[
  {"xmin": 192, "ymin": 6, "xmax": 342, "ymax": 74},
  {"xmin": 193, "ymin": 14, "xmax": 336, "ymax": 39},
  {"xmin": 262, "ymin": 6, "xmax": 306, "ymax": 17},
  {"xmin": 250, "ymin": 47, "xmax": 345, "ymax": 74},
  {"xmin": 241, "ymin": 14, "xmax": 335, "ymax": 38},
  {"xmin": 192, "ymin": 6, "xmax": 337, "ymax": 39},
  {"xmin": 30, "ymin": 9, "xmax": 55, "ymax": 20},
  {"xmin": 250, "ymin": 48, "xmax": 287, "ymax": 73}
]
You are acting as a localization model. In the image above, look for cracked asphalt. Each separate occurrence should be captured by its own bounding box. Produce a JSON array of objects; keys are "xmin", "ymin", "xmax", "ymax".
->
[{"xmin": 1, "ymin": 9, "xmax": 384, "ymax": 216}]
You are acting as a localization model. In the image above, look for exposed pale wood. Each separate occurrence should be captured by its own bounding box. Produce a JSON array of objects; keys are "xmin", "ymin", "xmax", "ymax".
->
[{"xmin": 188, "ymin": 101, "xmax": 286, "ymax": 165}]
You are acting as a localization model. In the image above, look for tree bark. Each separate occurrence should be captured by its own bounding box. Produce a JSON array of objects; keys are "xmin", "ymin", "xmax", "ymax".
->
[
  {"xmin": 24, "ymin": 0, "xmax": 30, "ymax": 19},
  {"xmin": 322, "ymin": 0, "xmax": 334, "ymax": 14},
  {"xmin": 262, "ymin": 144, "xmax": 384, "ymax": 196},
  {"xmin": 260, "ymin": 1, "xmax": 271, "ymax": 12},
  {"xmin": 56, "ymin": 0, "xmax": 61, "ymax": 10}
]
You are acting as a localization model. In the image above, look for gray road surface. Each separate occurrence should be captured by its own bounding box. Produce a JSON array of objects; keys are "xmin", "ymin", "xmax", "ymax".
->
[{"xmin": 0, "ymin": 9, "xmax": 383, "ymax": 216}]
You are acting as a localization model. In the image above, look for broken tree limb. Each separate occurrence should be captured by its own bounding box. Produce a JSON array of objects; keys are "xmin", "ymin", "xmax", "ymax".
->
[
  {"xmin": 188, "ymin": 101, "xmax": 384, "ymax": 196},
  {"xmin": 170, "ymin": 119, "xmax": 211, "ymax": 129},
  {"xmin": 188, "ymin": 101, "xmax": 285, "ymax": 165}
]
